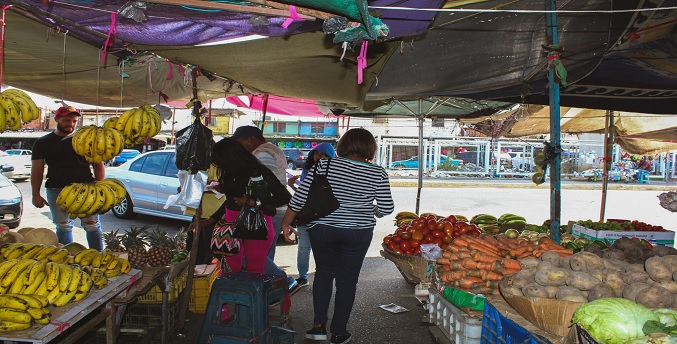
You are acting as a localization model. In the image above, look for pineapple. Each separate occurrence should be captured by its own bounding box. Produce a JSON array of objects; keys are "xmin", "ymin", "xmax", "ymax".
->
[
  {"xmin": 122, "ymin": 226, "xmax": 149, "ymax": 268},
  {"xmin": 170, "ymin": 228, "xmax": 187, "ymax": 251},
  {"xmin": 103, "ymin": 229, "xmax": 125, "ymax": 252},
  {"xmin": 144, "ymin": 226, "xmax": 173, "ymax": 267}
]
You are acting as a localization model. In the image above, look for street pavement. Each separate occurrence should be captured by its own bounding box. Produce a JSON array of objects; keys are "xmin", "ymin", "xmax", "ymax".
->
[{"xmin": 13, "ymin": 176, "xmax": 677, "ymax": 343}]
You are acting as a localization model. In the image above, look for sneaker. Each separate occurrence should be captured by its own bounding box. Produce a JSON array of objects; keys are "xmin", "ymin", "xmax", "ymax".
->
[
  {"xmin": 305, "ymin": 325, "xmax": 328, "ymax": 340},
  {"xmin": 331, "ymin": 332, "xmax": 352, "ymax": 344},
  {"xmin": 288, "ymin": 279, "xmax": 301, "ymax": 295},
  {"xmin": 296, "ymin": 278, "xmax": 309, "ymax": 287}
]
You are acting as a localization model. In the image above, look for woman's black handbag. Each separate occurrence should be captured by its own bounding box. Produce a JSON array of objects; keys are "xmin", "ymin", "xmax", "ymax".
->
[
  {"xmin": 294, "ymin": 159, "xmax": 339, "ymax": 226},
  {"xmin": 233, "ymin": 205, "xmax": 269, "ymax": 240}
]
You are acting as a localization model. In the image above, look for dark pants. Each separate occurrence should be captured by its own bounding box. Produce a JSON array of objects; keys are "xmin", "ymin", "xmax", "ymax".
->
[
  {"xmin": 187, "ymin": 219, "xmax": 215, "ymax": 265},
  {"xmin": 309, "ymin": 224, "xmax": 373, "ymax": 336}
]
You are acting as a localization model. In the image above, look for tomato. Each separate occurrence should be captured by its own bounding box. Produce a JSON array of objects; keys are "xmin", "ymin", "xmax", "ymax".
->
[
  {"xmin": 432, "ymin": 230, "xmax": 445, "ymax": 238},
  {"xmin": 411, "ymin": 231, "xmax": 424, "ymax": 241},
  {"xmin": 446, "ymin": 215, "xmax": 457, "ymax": 223},
  {"xmin": 395, "ymin": 229, "xmax": 404, "ymax": 237},
  {"xmin": 426, "ymin": 215, "xmax": 437, "ymax": 221},
  {"xmin": 414, "ymin": 220, "xmax": 425, "ymax": 230},
  {"xmin": 400, "ymin": 231, "xmax": 411, "ymax": 240},
  {"xmin": 420, "ymin": 227, "xmax": 431, "ymax": 236},
  {"xmin": 427, "ymin": 220, "xmax": 438, "ymax": 231},
  {"xmin": 436, "ymin": 222, "xmax": 445, "ymax": 231},
  {"xmin": 433, "ymin": 237, "xmax": 444, "ymax": 247},
  {"xmin": 399, "ymin": 240, "xmax": 411, "ymax": 251},
  {"xmin": 383, "ymin": 235, "xmax": 392, "ymax": 244},
  {"xmin": 442, "ymin": 235, "xmax": 453, "ymax": 244},
  {"xmin": 387, "ymin": 242, "xmax": 398, "ymax": 251},
  {"xmin": 424, "ymin": 234, "xmax": 434, "ymax": 242},
  {"xmin": 412, "ymin": 247, "xmax": 421, "ymax": 255},
  {"xmin": 410, "ymin": 239, "xmax": 421, "ymax": 248},
  {"xmin": 467, "ymin": 229, "xmax": 482, "ymax": 237},
  {"xmin": 391, "ymin": 235, "xmax": 402, "ymax": 243},
  {"xmin": 455, "ymin": 221, "xmax": 468, "ymax": 227}
]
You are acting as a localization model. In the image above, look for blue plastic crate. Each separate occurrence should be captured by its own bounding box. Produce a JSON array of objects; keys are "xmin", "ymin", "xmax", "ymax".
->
[{"xmin": 481, "ymin": 301, "xmax": 551, "ymax": 344}]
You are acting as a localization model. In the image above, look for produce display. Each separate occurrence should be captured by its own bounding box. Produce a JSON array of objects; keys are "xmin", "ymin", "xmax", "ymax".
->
[
  {"xmin": 71, "ymin": 125, "xmax": 125, "ymax": 164},
  {"xmin": 576, "ymin": 219, "xmax": 667, "ymax": 232},
  {"xmin": 582, "ymin": 237, "xmax": 676, "ymax": 264},
  {"xmin": 0, "ymin": 89, "xmax": 39, "ymax": 132},
  {"xmin": 106, "ymin": 104, "xmax": 162, "ymax": 148},
  {"xmin": 436, "ymin": 234, "xmax": 572, "ymax": 294},
  {"xmin": 386, "ymin": 212, "xmax": 478, "ymax": 255},
  {"xmin": 55, "ymin": 178, "xmax": 127, "ymax": 219},
  {"xmin": 105, "ymin": 226, "xmax": 188, "ymax": 269}
]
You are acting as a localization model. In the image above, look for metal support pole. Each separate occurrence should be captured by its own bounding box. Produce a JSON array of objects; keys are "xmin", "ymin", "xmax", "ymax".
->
[
  {"xmin": 600, "ymin": 110, "xmax": 614, "ymax": 221},
  {"xmin": 547, "ymin": 0, "xmax": 562, "ymax": 242},
  {"xmin": 415, "ymin": 99, "xmax": 424, "ymax": 215}
]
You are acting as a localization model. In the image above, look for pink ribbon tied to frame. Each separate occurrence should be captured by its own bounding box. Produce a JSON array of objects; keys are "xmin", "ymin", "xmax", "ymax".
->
[
  {"xmin": 281, "ymin": 5, "xmax": 303, "ymax": 28},
  {"xmin": 357, "ymin": 41, "xmax": 368, "ymax": 85},
  {"xmin": 101, "ymin": 12, "xmax": 117, "ymax": 64}
]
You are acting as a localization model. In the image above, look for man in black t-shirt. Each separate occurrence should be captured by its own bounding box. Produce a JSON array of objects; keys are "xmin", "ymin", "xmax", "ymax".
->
[{"xmin": 31, "ymin": 106, "xmax": 104, "ymax": 251}]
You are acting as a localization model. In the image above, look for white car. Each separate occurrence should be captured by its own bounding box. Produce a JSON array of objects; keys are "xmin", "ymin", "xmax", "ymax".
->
[
  {"xmin": 5, "ymin": 149, "xmax": 32, "ymax": 156},
  {"xmin": 0, "ymin": 151, "xmax": 31, "ymax": 182}
]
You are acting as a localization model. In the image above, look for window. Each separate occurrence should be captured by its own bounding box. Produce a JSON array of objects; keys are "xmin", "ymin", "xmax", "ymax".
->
[
  {"xmin": 273, "ymin": 122, "xmax": 287, "ymax": 133},
  {"xmin": 165, "ymin": 154, "xmax": 179, "ymax": 177},
  {"xmin": 432, "ymin": 118, "xmax": 445, "ymax": 127},
  {"xmin": 310, "ymin": 123, "xmax": 324, "ymax": 134},
  {"xmin": 129, "ymin": 157, "xmax": 145, "ymax": 172},
  {"xmin": 140, "ymin": 153, "xmax": 168, "ymax": 175}
]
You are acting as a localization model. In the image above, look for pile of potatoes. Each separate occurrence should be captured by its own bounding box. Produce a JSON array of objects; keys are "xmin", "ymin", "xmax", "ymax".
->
[
  {"xmin": 583, "ymin": 237, "xmax": 677, "ymax": 264},
  {"xmin": 500, "ymin": 250, "xmax": 677, "ymax": 309}
]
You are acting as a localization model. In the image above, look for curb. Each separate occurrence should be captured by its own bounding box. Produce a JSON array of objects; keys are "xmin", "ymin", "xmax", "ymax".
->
[{"xmin": 389, "ymin": 180, "xmax": 677, "ymax": 191}]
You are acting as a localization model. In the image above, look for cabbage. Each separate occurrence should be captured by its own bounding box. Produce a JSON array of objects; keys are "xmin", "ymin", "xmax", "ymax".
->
[
  {"xmin": 571, "ymin": 298, "xmax": 659, "ymax": 344},
  {"xmin": 655, "ymin": 309, "xmax": 677, "ymax": 328}
]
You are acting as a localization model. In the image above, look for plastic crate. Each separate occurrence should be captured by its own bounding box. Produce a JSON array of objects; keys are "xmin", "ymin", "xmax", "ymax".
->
[
  {"xmin": 481, "ymin": 301, "xmax": 551, "ymax": 344},
  {"xmin": 189, "ymin": 264, "xmax": 219, "ymax": 314},
  {"xmin": 428, "ymin": 288, "xmax": 482, "ymax": 344},
  {"xmin": 122, "ymin": 292, "xmax": 182, "ymax": 329},
  {"xmin": 137, "ymin": 270, "xmax": 188, "ymax": 303}
]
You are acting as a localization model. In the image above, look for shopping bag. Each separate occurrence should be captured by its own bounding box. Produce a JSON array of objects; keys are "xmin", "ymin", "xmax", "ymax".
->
[
  {"xmin": 175, "ymin": 117, "xmax": 214, "ymax": 172},
  {"xmin": 210, "ymin": 217, "xmax": 241, "ymax": 256},
  {"xmin": 294, "ymin": 159, "xmax": 339, "ymax": 226},
  {"xmin": 233, "ymin": 206, "xmax": 268, "ymax": 240}
]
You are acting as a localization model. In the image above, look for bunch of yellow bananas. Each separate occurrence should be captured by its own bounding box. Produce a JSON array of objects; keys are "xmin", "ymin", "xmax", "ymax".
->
[
  {"xmin": 0, "ymin": 89, "xmax": 39, "ymax": 133},
  {"xmin": 0, "ymin": 294, "xmax": 51, "ymax": 330},
  {"xmin": 0, "ymin": 244, "xmax": 70, "ymax": 264},
  {"xmin": 112, "ymin": 105, "xmax": 162, "ymax": 148},
  {"xmin": 55, "ymin": 179, "xmax": 127, "ymax": 219},
  {"xmin": 71, "ymin": 125, "xmax": 124, "ymax": 164},
  {"xmin": 72, "ymin": 248, "xmax": 131, "ymax": 278}
]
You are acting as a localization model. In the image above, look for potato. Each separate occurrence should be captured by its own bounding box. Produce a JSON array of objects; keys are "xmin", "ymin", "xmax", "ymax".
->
[
  {"xmin": 567, "ymin": 271, "xmax": 601, "ymax": 291},
  {"xmin": 511, "ymin": 275, "xmax": 532, "ymax": 289},
  {"xmin": 569, "ymin": 252, "xmax": 603, "ymax": 271},
  {"xmin": 624, "ymin": 246, "xmax": 644, "ymax": 263},
  {"xmin": 653, "ymin": 280, "xmax": 677, "ymax": 294},
  {"xmin": 520, "ymin": 257, "xmax": 540, "ymax": 269},
  {"xmin": 560, "ymin": 255, "xmax": 571, "ymax": 268},
  {"xmin": 535, "ymin": 268, "xmax": 570, "ymax": 286},
  {"xmin": 602, "ymin": 258, "xmax": 627, "ymax": 274},
  {"xmin": 602, "ymin": 248, "xmax": 625, "ymax": 261},
  {"xmin": 635, "ymin": 286, "xmax": 674, "ymax": 308},
  {"xmin": 604, "ymin": 272, "xmax": 626, "ymax": 297},
  {"xmin": 583, "ymin": 243, "xmax": 602, "ymax": 254},
  {"xmin": 522, "ymin": 283, "xmax": 549, "ymax": 298},
  {"xmin": 545, "ymin": 286, "xmax": 560, "ymax": 299},
  {"xmin": 623, "ymin": 282, "xmax": 651, "ymax": 301},
  {"xmin": 674, "ymin": 271, "xmax": 677, "ymax": 281},
  {"xmin": 645, "ymin": 256, "xmax": 672, "ymax": 282},
  {"xmin": 513, "ymin": 268, "xmax": 536, "ymax": 282},
  {"xmin": 536, "ymin": 261, "xmax": 556, "ymax": 271},
  {"xmin": 540, "ymin": 251, "xmax": 561, "ymax": 266},
  {"xmin": 555, "ymin": 286, "xmax": 584, "ymax": 300},
  {"xmin": 661, "ymin": 255, "xmax": 677, "ymax": 273},
  {"xmin": 652, "ymin": 246, "xmax": 677, "ymax": 257},
  {"xmin": 588, "ymin": 283, "xmax": 616, "ymax": 301},
  {"xmin": 623, "ymin": 270, "xmax": 649, "ymax": 284},
  {"xmin": 501, "ymin": 285, "xmax": 524, "ymax": 297},
  {"xmin": 625, "ymin": 263, "xmax": 645, "ymax": 273},
  {"xmin": 613, "ymin": 237, "xmax": 642, "ymax": 251},
  {"xmin": 588, "ymin": 269, "xmax": 605, "ymax": 283}
]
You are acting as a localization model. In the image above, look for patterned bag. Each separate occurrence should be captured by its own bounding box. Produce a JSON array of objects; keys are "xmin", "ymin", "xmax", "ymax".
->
[{"xmin": 210, "ymin": 217, "xmax": 241, "ymax": 256}]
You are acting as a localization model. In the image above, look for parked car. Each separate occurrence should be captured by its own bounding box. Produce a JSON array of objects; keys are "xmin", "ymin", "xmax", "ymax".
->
[
  {"xmin": 282, "ymin": 148, "xmax": 306, "ymax": 170},
  {"xmin": 508, "ymin": 152, "xmax": 535, "ymax": 171},
  {"xmin": 5, "ymin": 149, "xmax": 32, "ymax": 156},
  {"xmin": 111, "ymin": 149, "xmax": 141, "ymax": 166},
  {"xmin": 106, "ymin": 150, "xmax": 192, "ymax": 222},
  {"xmin": 160, "ymin": 145, "xmax": 175, "ymax": 150},
  {"xmin": 0, "ymin": 151, "xmax": 31, "ymax": 182},
  {"xmin": 0, "ymin": 172, "xmax": 22, "ymax": 229},
  {"xmin": 389, "ymin": 156, "xmax": 461, "ymax": 169}
]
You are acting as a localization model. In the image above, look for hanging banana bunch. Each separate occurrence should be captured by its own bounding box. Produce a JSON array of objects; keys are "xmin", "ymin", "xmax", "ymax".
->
[
  {"xmin": 55, "ymin": 178, "xmax": 127, "ymax": 219},
  {"xmin": 72, "ymin": 125, "xmax": 125, "ymax": 164},
  {"xmin": 113, "ymin": 105, "xmax": 162, "ymax": 148},
  {"xmin": 0, "ymin": 89, "xmax": 40, "ymax": 133}
]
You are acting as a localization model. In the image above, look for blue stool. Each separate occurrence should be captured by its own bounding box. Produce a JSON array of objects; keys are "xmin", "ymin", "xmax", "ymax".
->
[
  {"xmin": 198, "ymin": 272, "xmax": 294, "ymax": 344},
  {"xmin": 637, "ymin": 170, "xmax": 650, "ymax": 184}
]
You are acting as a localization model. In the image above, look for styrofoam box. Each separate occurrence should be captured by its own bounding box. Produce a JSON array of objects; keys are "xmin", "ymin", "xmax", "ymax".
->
[
  {"xmin": 428, "ymin": 288, "xmax": 482, "ymax": 344},
  {"xmin": 571, "ymin": 224, "xmax": 675, "ymax": 247}
]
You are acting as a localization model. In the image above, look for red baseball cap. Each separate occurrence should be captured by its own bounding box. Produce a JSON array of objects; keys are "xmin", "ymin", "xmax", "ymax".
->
[{"xmin": 53, "ymin": 106, "xmax": 81, "ymax": 117}]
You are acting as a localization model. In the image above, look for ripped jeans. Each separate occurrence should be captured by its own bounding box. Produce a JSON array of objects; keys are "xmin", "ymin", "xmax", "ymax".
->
[{"xmin": 46, "ymin": 187, "xmax": 103, "ymax": 251}]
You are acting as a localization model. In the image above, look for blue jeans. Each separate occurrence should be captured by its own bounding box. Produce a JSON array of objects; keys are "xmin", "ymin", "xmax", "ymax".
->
[
  {"xmin": 46, "ymin": 187, "xmax": 103, "ymax": 251},
  {"xmin": 296, "ymin": 225, "xmax": 312, "ymax": 279},
  {"xmin": 309, "ymin": 224, "xmax": 373, "ymax": 335},
  {"xmin": 267, "ymin": 206, "xmax": 286, "ymax": 261}
]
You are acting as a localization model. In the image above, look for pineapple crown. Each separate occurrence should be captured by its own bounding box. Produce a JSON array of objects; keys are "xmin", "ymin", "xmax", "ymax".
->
[
  {"xmin": 170, "ymin": 228, "xmax": 187, "ymax": 250},
  {"xmin": 122, "ymin": 225, "xmax": 150, "ymax": 250},
  {"xmin": 103, "ymin": 229, "xmax": 122, "ymax": 248},
  {"xmin": 143, "ymin": 226, "xmax": 171, "ymax": 247}
]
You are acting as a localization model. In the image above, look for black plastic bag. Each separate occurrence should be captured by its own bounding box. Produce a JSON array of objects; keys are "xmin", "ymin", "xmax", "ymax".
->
[
  {"xmin": 233, "ymin": 206, "xmax": 268, "ymax": 240},
  {"xmin": 175, "ymin": 117, "xmax": 214, "ymax": 172}
]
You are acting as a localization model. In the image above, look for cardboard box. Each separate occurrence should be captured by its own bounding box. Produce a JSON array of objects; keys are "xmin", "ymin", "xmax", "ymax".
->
[
  {"xmin": 499, "ymin": 279, "xmax": 584, "ymax": 337},
  {"xmin": 571, "ymin": 223, "xmax": 675, "ymax": 247}
]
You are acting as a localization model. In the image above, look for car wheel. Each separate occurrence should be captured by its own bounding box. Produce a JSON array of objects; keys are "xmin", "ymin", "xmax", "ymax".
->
[
  {"xmin": 287, "ymin": 161, "xmax": 295, "ymax": 170},
  {"xmin": 112, "ymin": 193, "xmax": 136, "ymax": 219},
  {"xmin": 13, "ymin": 178, "xmax": 28, "ymax": 182},
  {"xmin": 6, "ymin": 220, "xmax": 20, "ymax": 229},
  {"xmin": 393, "ymin": 164, "xmax": 405, "ymax": 170}
]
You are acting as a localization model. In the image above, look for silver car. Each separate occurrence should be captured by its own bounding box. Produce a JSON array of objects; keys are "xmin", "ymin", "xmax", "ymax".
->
[{"xmin": 106, "ymin": 150, "xmax": 192, "ymax": 222}]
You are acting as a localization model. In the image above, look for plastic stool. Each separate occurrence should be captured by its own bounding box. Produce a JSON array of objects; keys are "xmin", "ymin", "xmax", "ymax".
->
[
  {"xmin": 637, "ymin": 170, "xmax": 650, "ymax": 184},
  {"xmin": 198, "ymin": 272, "xmax": 294, "ymax": 344}
]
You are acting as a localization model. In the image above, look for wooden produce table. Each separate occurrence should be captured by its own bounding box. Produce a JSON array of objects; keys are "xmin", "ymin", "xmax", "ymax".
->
[
  {"xmin": 112, "ymin": 261, "xmax": 190, "ymax": 344},
  {"xmin": 0, "ymin": 268, "xmax": 143, "ymax": 344}
]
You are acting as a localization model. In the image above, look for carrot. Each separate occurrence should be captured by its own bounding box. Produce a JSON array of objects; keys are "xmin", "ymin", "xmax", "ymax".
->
[
  {"xmin": 532, "ymin": 250, "xmax": 544, "ymax": 258},
  {"xmin": 496, "ymin": 235, "xmax": 519, "ymax": 249},
  {"xmin": 509, "ymin": 246, "xmax": 530, "ymax": 258},
  {"xmin": 457, "ymin": 277, "xmax": 483, "ymax": 290},
  {"xmin": 449, "ymin": 251, "xmax": 474, "ymax": 260},
  {"xmin": 465, "ymin": 269, "xmax": 483, "ymax": 278},
  {"xmin": 517, "ymin": 250, "xmax": 535, "ymax": 259},
  {"xmin": 471, "ymin": 280, "xmax": 501, "ymax": 289},
  {"xmin": 449, "ymin": 261, "xmax": 467, "ymax": 271},
  {"xmin": 464, "ymin": 236, "xmax": 501, "ymax": 253},
  {"xmin": 468, "ymin": 243, "xmax": 499, "ymax": 256},
  {"xmin": 438, "ymin": 264, "xmax": 451, "ymax": 272},
  {"xmin": 538, "ymin": 237, "xmax": 565, "ymax": 249},
  {"xmin": 480, "ymin": 234, "xmax": 501, "ymax": 246},
  {"xmin": 436, "ymin": 258, "xmax": 451, "ymax": 265},
  {"xmin": 471, "ymin": 251, "xmax": 503, "ymax": 262},
  {"xmin": 471, "ymin": 285, "xmax": 498, "ymax": 295},
  {"xmin": 545, "ymin": 249, "xmax": 574, "ymax": 256},
  {"xmin": 442, "ymin": 251, "xmax": 453, "ymax": 259},
  {"xmin": 499, "ymin": 258, "xmax": 521, "ymax": 271},
  {"xmin": 452, "ymin": 237, "xmax": 470, "ymax": 248},
  {"xmin": 479, "ymin": 269, "xmax": 503, "ymax": 281},
  {"xmin": 440, "ymin": 271, "xmax": 466, "ymax": 282}
]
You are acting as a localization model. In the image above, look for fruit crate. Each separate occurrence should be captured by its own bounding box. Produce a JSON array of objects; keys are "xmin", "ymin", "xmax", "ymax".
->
[
  {"xmin": 189, "ymin": 264, "xmax": 219, "ymax": 314},
  {"xmin": 428, "ymin": 288, "xmax": 482, "ymax": 344},
  {"xmin": 570, "ymin": 223, "xmax": 675, "ymax": 247},
  {"xmin": 122, "ymin": 291, "xmax": 183, "ymax": 329},
  {"xmin": 137, "ymin": 270, "xmax": 188, "ymax": 304},
  {"xmin": 481, "ymin": 301, "xmax": 551, "ymax": 344},
  {"xmin": 380, "ymin": 244, "xmax": 435, "ymax": 285}
]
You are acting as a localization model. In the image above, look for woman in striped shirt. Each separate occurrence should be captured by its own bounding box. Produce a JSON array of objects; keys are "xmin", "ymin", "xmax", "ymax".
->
[{"xmin": 282, "ymin": 128, "xmax": 394, "ymax": 344}]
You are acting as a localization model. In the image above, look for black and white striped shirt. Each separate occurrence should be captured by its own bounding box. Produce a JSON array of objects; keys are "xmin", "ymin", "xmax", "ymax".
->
[{"xmin": 289, "ymin": 157, "xmax": 395, "ymax": 229}]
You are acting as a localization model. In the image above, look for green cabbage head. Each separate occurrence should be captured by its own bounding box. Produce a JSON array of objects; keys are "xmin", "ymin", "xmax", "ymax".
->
[{"xmin": 571, "ymin": 298, "xmax": 659, "ymax": 344}]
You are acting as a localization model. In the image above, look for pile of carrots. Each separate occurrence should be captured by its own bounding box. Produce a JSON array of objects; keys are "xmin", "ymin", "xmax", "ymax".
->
[{"xmin": 436, "ymin": 234, "xmax": 573, "ymax": 295}]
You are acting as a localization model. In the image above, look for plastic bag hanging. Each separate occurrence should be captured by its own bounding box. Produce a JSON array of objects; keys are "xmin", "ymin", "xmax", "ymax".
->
[{"xmin": 175, "ymin": 116, "xmax": 214, "ymax": 173}]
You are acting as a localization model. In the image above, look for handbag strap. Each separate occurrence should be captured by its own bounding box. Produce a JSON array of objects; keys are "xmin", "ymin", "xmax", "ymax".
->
[{"xmin": 314, "ymin": 158, "xmax": 331, "ymax": 176}]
